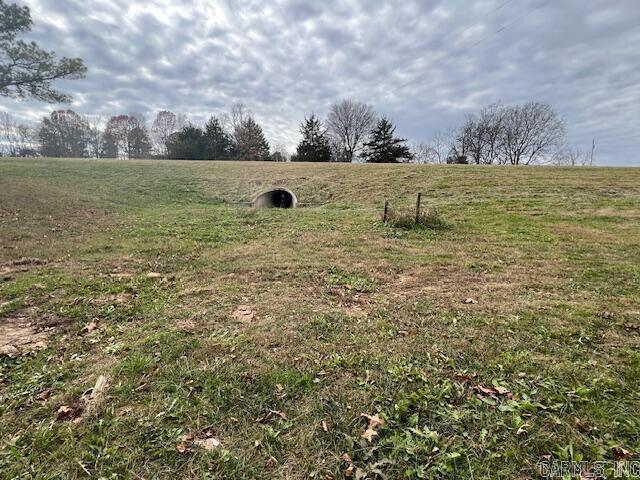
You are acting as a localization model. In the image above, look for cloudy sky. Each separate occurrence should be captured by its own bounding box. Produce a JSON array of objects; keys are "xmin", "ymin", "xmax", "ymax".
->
[{"xmin": 2, "ymin": 0, "xmax": 639, "ymax": 164}]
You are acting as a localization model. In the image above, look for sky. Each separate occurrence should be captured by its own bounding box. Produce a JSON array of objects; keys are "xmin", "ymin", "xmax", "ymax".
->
[{"xmin": 1, "ymin": 0, "xmax": 639, "ymax": 165}]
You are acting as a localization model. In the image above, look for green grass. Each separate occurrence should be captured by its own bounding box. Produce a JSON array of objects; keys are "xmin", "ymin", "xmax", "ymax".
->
[{"xmin": 1, "ymin": 158, "xmax": 639, "ymax": 479}]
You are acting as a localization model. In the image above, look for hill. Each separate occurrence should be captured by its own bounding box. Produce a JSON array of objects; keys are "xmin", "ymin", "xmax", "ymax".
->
[{"xmin": 1, "ymin": 158, "xmax": 639, "ymax": 479}]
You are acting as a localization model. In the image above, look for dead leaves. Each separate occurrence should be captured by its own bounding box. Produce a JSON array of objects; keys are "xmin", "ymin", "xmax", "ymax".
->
[
  {"xmin": 612, "ymin": 446, "xmax": 632, "ymax": 460},
  {"xmin": 176, "ymin": 428, "xmax": 222, "ymax": 454},
  {"xmin": 463, "ymin": 297, "xmax": 478, "ymax": 305},
  {"xmin": 342, "ymin": 453, "xmax": 366, "ymax": 479},
  {"xmin": 360, "ymin": 413, "xmax": 385, "ymax": 442},
  {"xmin": 82, "ymin": 320, "xmax": 98, "ymax": 335},
  {"xmin": 56, "ymin": 404, "xmax": 78, "ymax": 421},
  {"xmin": 56, "ymin": 375, "xmax": 110, "ymax": 424},
  {"xmin": 233, "ymin": 304, "xmax": 257, "ymax": 322},
  {"xmin": 473, "ymin": 384, "xmax": 512, "ymax": 400}
]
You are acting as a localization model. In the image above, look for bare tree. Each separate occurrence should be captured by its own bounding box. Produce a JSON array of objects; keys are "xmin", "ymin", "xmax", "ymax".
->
[
  {"xmin": 0, "ymin": 111, "xmax": 36, "ymax": 156},
  {"xmin": 84, "ymin": 115, "xmax": 103, "ymax": 158},
  {"xmin": 271, "ymin": 143, "xmax": 290, "ymax": 162},
  {"xmin": 222, "ymin": 103, "xmax": 250, "ymax": 141},
  {"xmin": 326, "ymin": 99, "xmax": 377, "ymax": 162},
  {"xmin": 453, "ymin": 103, "xmax": 505, "ymax": 165},
  {"xmin": 553, "ymin": 145, "xmax": 590, "ymax": 166},
  {"xmin": 151, "ymin": 110, "xmax": 177, "ymax": 157},
  {"xmin": 413, "ymin": 131, "xmax": 452, "ymax": 164},
  {"xmin": 501, "ymin": 102, "xmax": 565, "ymax": 165}
]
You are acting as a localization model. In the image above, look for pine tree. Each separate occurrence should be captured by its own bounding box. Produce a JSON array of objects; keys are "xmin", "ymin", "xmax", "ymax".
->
[
  {"xmin": 204, "ymin": 116, "xmax": 232, "ymax": 160},
  {"xmin": 166, "ymin": 124, "xmax": 207, "ymax": 160},
  {"xmin": 293, "ymin": 114, "xmax": 332, "ymax": 162},
  {"xmin": 233, "ymin": 116, "xmax": 270, "ymax": 160},
  {"xmin": 362, "ymin": 117, "xmax": 414, "ymax": 163}
]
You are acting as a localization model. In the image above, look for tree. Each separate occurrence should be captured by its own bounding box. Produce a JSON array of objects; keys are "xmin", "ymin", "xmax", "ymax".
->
[
  {"xmin": 412, "ymin": 131, "xmax": 451, "ymax": 164},
  {"xmin": 233, "ymin": 116, "xmax": 270, "ymax": 160},
  {"xmin": 103, "ymin": 115, "xmax": 151, "ymax": 159},
  {"xmin": 151, "ymin": 110, "xmax": 177, "ymax": 158},
  {"xmin": 128, "ymin": 124, "xmax": 152, "ymax": 159},
  {"xmin": 166, "ymin": 124, "xmax": 206, "ymax": 160},
  {"xmin": 362, "ymin": 117, "xmax": 413, "ymax": 163},
  {"xmin": 0, "ymin": 111, "xmax": 36, "ymax": 156},
  {"xmin": 38, "ymin": 110, "xmax": 90, "ymax": 158},
  {"xmin": 203, "ymin": 116, "xmax": 232, "ymax": 159},
  {"xmin": 326, "ymin": 99, "xmax": 376, "ymax": 162},
  {"xmin": 0, "ymin": 0, "xmax": 86, "ymax": 102},
  {"xmin": 84, "ymin": 115, "xmax": 103, "ymax": 158},
  {"xmin": 452, "ymin": 103, "xmax": 505, "ymax": 165},
  {"xmin": 293, "ymin": 114, "xmax": 332, "ymax": 162},
  {"xmin": 271, "ymin": 144, "xmax": 290, "ymax": 162},
  {"xmin": 501, "ymin": 102, "xmax": 565, "ymax": 165}
]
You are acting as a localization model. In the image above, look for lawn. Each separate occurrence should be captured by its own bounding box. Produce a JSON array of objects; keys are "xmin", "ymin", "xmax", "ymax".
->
[{"xmin": 0, "ymin": 158, "xmax": 639, "ymax": 479}]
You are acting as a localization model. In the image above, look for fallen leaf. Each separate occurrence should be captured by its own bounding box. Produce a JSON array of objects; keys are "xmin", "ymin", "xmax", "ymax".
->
[
  {"xmin": 56, "ymin": 404, "xmax": 77, "ymax": 421},
  {"xmin": 574, "ymin": 417, "xmax": 591, "ymax": 433},
  {"xmin": 612, "ymin": 446, "xmax": 631, "ymax": 460},
  {"xmin": 82, "ymin": 321, "xmax": 98, "ymax": 334},
  {"xmin": 176, "ymin": 442, "xmax": 189, "ymax": 454},
  {"xmin": 344, "ymin": 464, "xmax": 355, "ymax": 477},
  {"xmin": 475, "ymin": 384, "xmax": 498, "ymax": 396},
  {"xmin": 455, "ymin": 373, "xmax": 473, "ymax": 383},
  {"xmin": 464, "ymin": 298, "xmax": 478, "ymax": 304},
  {"xmin": 233, "ymin": 305, "xmax": 256, "ymax": 322},
  {"xmin": 194, "ymin": 437, "xmax": 221, "ymax": 451},
  {"xmin": 361, "ymin": 414, "xmax": 385, "ymax": 429},
  {"xmin": 361, "ymin": 428, "xmax": 378, "ymax": 442},
  {"xmin": 494, "ymin": 386, "xmax": 511, "ymax": 396},
  {"xmin": 322, "ymin": 420, "xmax": 328, "ymax": 432},
  {"xmin": 341, "ymin": 453, "xmax": 352, "ymax": 463},
  {"xmin": 35, "ymin": 388, "xmax": 52, "ymax": 402}
]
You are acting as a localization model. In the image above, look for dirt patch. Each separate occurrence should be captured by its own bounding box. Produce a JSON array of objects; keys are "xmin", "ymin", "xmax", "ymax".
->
[
  {"xmin": 0, "ymin": 308, "xmax": 67, "ymax": 356},
  {"xmin": 0, "ymin": 257, "xmax": 48, "ymax": 276}
]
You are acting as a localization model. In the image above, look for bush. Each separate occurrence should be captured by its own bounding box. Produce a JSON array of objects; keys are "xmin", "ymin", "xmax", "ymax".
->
[{"xmin": 385, "ymin": 207, "xmax": 449, "ymax": 230}]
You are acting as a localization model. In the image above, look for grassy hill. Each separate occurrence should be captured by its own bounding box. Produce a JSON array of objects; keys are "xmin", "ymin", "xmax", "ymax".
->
[{"xmin": 1, "ymin": 158, "xmax": 639, "ymax": 479}]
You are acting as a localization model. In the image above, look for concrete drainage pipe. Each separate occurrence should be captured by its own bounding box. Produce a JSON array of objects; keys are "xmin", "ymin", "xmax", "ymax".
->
[{"xmin": 252, "ymin": 188, "xmax": 298, "ymax": 209}]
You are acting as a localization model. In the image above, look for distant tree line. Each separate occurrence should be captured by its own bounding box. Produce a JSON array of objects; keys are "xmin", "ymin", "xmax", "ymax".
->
[{"xmin": 1, "ymin": 99, "xmax": 588, "ymax": 165}]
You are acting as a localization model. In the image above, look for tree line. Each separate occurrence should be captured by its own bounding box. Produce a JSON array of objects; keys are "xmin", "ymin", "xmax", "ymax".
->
[{"xmin": 1, "ymin": 98, "xmax": 588, "ymax": 165}]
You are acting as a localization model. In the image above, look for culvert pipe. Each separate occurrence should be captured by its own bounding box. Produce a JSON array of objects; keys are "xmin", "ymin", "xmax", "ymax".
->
[{"xmin": 252, "ymin": 188, "xmax": 298, "ymax": 209}]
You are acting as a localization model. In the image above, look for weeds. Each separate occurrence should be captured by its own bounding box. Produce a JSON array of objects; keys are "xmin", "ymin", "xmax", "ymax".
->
[{"xmin": 385, "ymin": 207, "xmax": 450, "ymax": 230}]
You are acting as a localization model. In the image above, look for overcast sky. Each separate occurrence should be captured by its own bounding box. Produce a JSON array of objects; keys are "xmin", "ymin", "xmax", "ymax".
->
[{"xmin": 1, "ymin": 0, "xmax": 639, "ymax": 165}]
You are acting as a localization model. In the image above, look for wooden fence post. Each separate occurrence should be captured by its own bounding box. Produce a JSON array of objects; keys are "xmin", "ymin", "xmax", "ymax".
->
[
  {"xmin": 415, "ymin": 193, "xmax": 422, "ymax": 223},
  {"xmin": 383, "ymin": 200, "xmax": 389, "ymax": 223}
]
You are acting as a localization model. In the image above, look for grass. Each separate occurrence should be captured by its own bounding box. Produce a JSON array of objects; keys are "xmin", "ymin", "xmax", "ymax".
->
[{"xmin": 0, "ymin": 158, "xmax": 639, "ymax": 479}]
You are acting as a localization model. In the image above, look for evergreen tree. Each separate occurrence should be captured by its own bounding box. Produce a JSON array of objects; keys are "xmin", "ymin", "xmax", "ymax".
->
[
  {"xmin": 232, "ymin": 116, "xmax": 270, "ymax": 160},
  {"xmin": 0, "ymin": 0, "xmax": 86, "ymax": 103},
  {"xmin": 362, "ymin": 117, "xmax": 414, "ymax": 163},
  {"xmin": 166, "ymin": 125, "xmax": 207, "ymax": 160},
  {"xmin": 204, "ymin": 116, "xmax": 232, "ymax": 159},
  {"xmin": 293, "ymin": 114, "xmax": 332, "ymax": 162}
]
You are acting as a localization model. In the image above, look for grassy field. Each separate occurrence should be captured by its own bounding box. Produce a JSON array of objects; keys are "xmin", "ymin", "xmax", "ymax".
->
[{"xmin": 0, "ymin": 158, "xmax": 639, "ymax": 479}]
